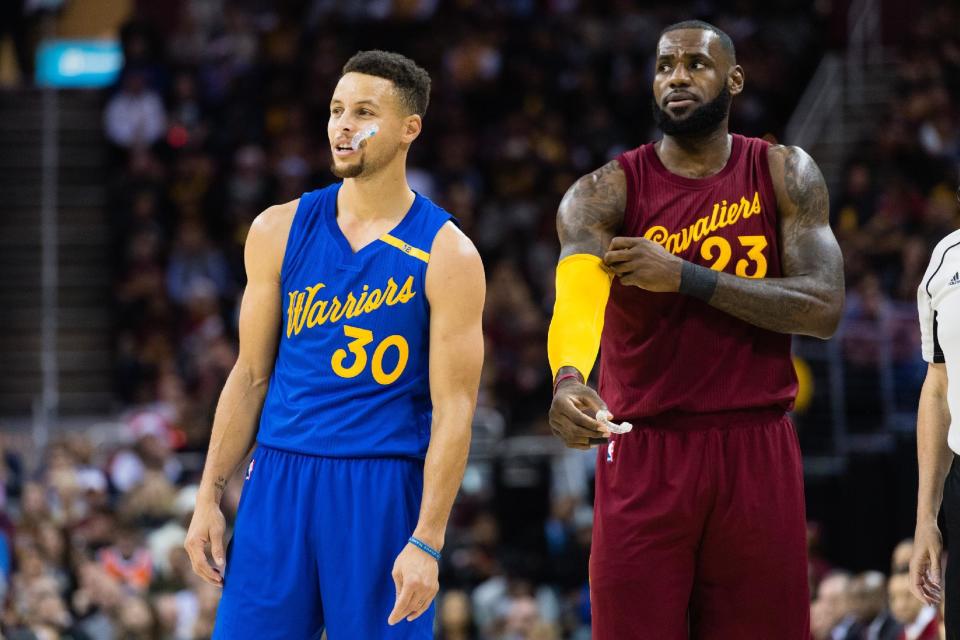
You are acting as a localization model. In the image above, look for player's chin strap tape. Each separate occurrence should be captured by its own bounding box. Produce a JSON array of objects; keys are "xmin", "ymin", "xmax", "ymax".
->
[
  {"xmin": 547, "ymin": 253, "xmax": 615, "ymax": 382},
  {"xmin": 408, "ymin": 536, "xmax": 442, "ymax": 562}
]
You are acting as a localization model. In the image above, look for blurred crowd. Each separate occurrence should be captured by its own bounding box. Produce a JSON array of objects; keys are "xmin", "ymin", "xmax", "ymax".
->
[
  {"xmin": 0, "ymin": 425, "xmax": 949, "ymax": 640},
  {"xmin": 809, "ymin": 538, "xmax": 943, "ymax": 640},
  {"xmin": 93, "ymin": 2, "xmax": 823, "ymax": 635},
  {"xmin": 831, "ymin": 4, "xmax": 960, "ymax": 433},
  {"xmin": 0, "ymin": 430, "xmax": 225, "ymax": 638},
  {"xmin": 0, "ymin": 0, "xmax": 958, "ymax": 637},
  {"xmin": 101, "ymin": 0, "xmax": 827, "ymax": 438}
]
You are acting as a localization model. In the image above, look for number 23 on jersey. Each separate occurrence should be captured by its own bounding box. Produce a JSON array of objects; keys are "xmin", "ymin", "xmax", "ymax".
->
[{"xmin": 699, "ymin": 234, "xmax": 768, "ymax": 278}]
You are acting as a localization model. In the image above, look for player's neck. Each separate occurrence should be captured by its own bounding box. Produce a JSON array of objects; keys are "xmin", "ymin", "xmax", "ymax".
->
[
  {"xmin": 657, "ymin": 126, "xmax": 732, "ymax": 179},
  {"xmin": 340, "ymin": 161, "xmax": 414, "ymax": 221}
]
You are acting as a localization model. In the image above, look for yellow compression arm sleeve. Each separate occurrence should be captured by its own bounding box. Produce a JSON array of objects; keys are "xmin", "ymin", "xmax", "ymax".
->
[{"xmin": 547, "ymin": 253, "xmax": 615, "ymax": 382}]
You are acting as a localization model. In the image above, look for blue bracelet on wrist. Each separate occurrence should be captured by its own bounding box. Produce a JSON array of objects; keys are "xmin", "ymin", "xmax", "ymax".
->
[{"xmin": 408, "ymin": 536, "xmax": 442, "ymax": 562}]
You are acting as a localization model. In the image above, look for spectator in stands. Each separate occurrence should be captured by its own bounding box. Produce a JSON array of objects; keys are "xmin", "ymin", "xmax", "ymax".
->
[
  {"xmin": 812, "ymin": 597, "xmax": 835, "ymax": 640},
  {"xmin": 3, "ymin": 2, "xmax": 959, "ymax": 637},
  {"xmin": 892, "ymin": 539, "xmax": 914, "ymax": 576},
  {"xmin": 71, "ymin": 563, "xmax": 123, "ymax": 639},
  {"xmin": 814, "ymin": 572, "xmax": 861, "ymax": 640},
  {"xmin": 438, "ymin": 589, "xmax": 478, "ymax": 640},
  {"xmin": 888, "ymin": 573, "xmax": 939, "ymax": 640},
  {"xmin": 7, "ymin": 577, "xmax": 83, "ymax": 640},
  {"xmin": 849, "ymin": 571, "xmax": 903, "ymax": 640},
  {"xmin": 165, "ymin": 221, "xmax": 234, "ymax": 306},
  {"xmin": 808, "ymin": 522, "xmax": 834, "ymax": 592},
  {"xmin": 114, "ymin": 595, "xmax": 158, "ymax": 639},
  {"xmin": 500, "ymin": 595, "xmax": 554, "ymax": 640},
  {"xmin": 96, "ymin": 524, "xmax": 152, "ymax": 593},
  {"xmin": 104, "ymin": 71, "xmax": 167, "ymax": 150}
]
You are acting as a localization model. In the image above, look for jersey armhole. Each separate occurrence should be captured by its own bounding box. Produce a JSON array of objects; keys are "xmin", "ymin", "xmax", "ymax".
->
[
  {"xmin": 757, "ymin": 140, "xmax": 786, "ymax": 275},
  {"xmin": 757, "ymin": 140, "xmax": 777, "ymax": 217},
  {"xmin": 616, "ymin": 152, "xmax": 640, "ymax": 233},
  {"xmin": 418, "ymin": 212, "xmax": 459, "ymax": 313},
  {"xmin": 279, "ymin": 191, "xmax": 322, "ymax": 287}
]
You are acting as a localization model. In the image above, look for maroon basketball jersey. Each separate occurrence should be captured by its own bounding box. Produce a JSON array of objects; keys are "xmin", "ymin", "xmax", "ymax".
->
[{"xmin": 599, "ymin": 134, "xmax": 798, "ymax": 421}]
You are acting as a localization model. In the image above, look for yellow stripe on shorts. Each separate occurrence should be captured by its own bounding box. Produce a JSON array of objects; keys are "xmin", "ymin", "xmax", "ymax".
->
[{"xmin": 380, "ymin": 234, "xmax": 430, "ymax": 264}]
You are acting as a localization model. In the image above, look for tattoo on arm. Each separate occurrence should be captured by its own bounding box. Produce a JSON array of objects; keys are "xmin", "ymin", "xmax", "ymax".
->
[
  {"xmin": 704, "ymin": 146, "xmax": 844, "ymax": 338},
  {"xmin": 214, "ymin": 475, "xmax": 227, "ymax": 499},
  {"xmin": 709, "ymin": 276, "xmax": 829, "ymax": 335},
  {"xmin": 557, "ymin": 160, "xmax": 626, "ymax": 258},
  {"xmin": 781, "ymin": 145, "xmax": 832, "ymax": 271}
]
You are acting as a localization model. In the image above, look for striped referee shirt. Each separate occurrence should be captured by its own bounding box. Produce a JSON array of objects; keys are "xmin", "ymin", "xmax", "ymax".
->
[{"xmin": 918, "ymin": 229, "xmax": 960, "ymax": 453}]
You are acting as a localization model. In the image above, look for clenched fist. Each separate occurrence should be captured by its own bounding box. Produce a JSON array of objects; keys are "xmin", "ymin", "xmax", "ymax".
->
[
  {"xmin": 603, "ymin": 236, "xmax": 683, "ymax": 292},
  {"xmin": 549, "ymin": 376, "xmax": 610, "ymax": 450}
]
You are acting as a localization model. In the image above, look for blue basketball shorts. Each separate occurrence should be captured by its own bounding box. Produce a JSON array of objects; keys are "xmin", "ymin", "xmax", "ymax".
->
[{"xmin": 212, "ymin": 446, "xmax": 433, "ymax": 639}]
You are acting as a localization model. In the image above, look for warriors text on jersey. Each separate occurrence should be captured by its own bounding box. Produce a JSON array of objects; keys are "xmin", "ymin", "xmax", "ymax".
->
[{"xmin": 257, "ymin": 183, "xmax": 454, "ymax": 458}]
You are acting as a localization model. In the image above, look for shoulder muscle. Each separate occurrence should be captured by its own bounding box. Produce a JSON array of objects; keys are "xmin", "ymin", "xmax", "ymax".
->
[
  {"xmin": 767, "ymin": 144, "xmax": 829, "ymax": 228},
  {"xmin": 425, "ymin": 222, "xmax": 485, "ymax": 309},
  {"xmin": 245, "ymin": 199, "xmax": 299, "ymax": 283},
  {"xmin": 557, "ymin": 160, "xmax": 626, "ymax": 259}
]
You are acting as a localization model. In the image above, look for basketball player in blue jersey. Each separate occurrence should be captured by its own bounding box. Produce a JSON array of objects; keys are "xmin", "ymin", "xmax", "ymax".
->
[{"xmin": 182, "ymin": 50, "xmax": 486, "ymax": 639}]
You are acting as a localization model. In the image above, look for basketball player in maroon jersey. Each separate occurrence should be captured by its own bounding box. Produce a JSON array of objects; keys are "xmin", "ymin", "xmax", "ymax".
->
[{"xmin": 547, "ymin": 20, "xmax": 844, "ymax": 639}]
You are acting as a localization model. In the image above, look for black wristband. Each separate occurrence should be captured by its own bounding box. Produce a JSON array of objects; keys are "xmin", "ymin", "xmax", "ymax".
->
[{"xmin": 678, "ymin": 261, "xmax": 718, "ymax": 302}]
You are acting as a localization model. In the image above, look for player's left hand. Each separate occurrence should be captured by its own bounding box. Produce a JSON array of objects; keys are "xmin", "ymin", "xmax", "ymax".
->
[
  {"xmin": 388, "ymin": 542, "xmax": 440, "ymax": 625},
  {"xmin": 604, "ymin": 236, "xmax": 683, "ymax": 292}
]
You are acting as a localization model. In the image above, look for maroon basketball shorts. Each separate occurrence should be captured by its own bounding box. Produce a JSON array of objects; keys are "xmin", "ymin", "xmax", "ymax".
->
[{"xmin": 590, "ymin": 409, "xmax": 809, "ymax": 640}]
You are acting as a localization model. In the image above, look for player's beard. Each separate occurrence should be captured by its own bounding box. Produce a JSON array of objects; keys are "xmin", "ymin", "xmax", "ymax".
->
[
  {"xmin": 329, "ymin": 142, "xmax": 400, "ymax": 179},
  {"xmin": 652, "ymin": 85, "xmax": 732, "ymax": 137},
  {"xmin": 330, "ymin": 155, "xmax": 365, "ymax": 179}
]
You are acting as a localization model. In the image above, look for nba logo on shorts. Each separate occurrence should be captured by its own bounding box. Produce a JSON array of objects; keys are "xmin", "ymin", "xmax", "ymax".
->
[
  {"xmin": 607, "ymin": 440, "xmax": 615, "ymax": 463},
  {"xmin": 246, "ymin": 459, "xmax": 255, "ymax": 480}
]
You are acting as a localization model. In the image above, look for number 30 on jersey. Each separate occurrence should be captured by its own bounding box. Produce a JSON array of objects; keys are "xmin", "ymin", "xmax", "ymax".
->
[{"xmin": 331, "ymin": 325, "xmax": 409, "ymax": 385}]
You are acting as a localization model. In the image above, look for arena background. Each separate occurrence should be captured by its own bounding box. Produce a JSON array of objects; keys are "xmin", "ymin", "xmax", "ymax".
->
[{"xmin": 0, "ymin": 0, "xmax": 957, "ymax": 638}]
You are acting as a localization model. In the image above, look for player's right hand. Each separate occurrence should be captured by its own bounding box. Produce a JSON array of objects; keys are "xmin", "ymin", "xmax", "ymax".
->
[
  {"xmin": 185, "ymin": 502, "xmax": 227, "ymax": 587},
  {"xmin": 909, "ymin": 520, "xmax": 943, "ymax": 605},
  {"xmin": 549, "ymin": 380, "xmax": 611, "ymax": 450}
]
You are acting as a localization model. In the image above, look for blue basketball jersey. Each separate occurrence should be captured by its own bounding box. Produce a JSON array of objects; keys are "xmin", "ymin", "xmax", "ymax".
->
[{"xmin": 257, "ymin": 183, "xmax": 455, "ymax": 458}]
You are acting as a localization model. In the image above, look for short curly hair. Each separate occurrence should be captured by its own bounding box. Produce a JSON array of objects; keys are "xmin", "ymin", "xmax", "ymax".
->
[
  {"xmin": 660, "ymin": 20, "xmax": 736, "ymax": 63},
  {"xmin": 341, "ymin": 50, "xmax": 432, "ymax": 117}
]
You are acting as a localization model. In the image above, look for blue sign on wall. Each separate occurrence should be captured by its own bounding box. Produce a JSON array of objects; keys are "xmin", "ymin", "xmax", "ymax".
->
[{"xmin": 36, "ymin": 40, "xmax": 124, "ymax": 88}]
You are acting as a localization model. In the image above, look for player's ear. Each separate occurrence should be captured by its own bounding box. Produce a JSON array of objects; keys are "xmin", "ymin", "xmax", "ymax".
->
[
  {"xmin": 728, "ymin": 65, "xmax": 744, "ymax": 96},
  {"xmin": 401, "ymin": 114, "xmax": 422, "ymax": 144}
]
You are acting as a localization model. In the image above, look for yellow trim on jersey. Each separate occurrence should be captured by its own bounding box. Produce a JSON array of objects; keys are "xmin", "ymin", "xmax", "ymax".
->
[{"xmin": 380, "ymin": 234, "xmax": 430, "ymax": 264}]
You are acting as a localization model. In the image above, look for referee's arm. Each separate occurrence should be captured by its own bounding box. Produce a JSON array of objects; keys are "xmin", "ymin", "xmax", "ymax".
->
[
  {"xmin": 388, "ymin": 222, "xmax": 485, "ymax": 626},
  {"xmin": 911, "ymin": 271, "xmax": 952, "ymax": 606}
]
